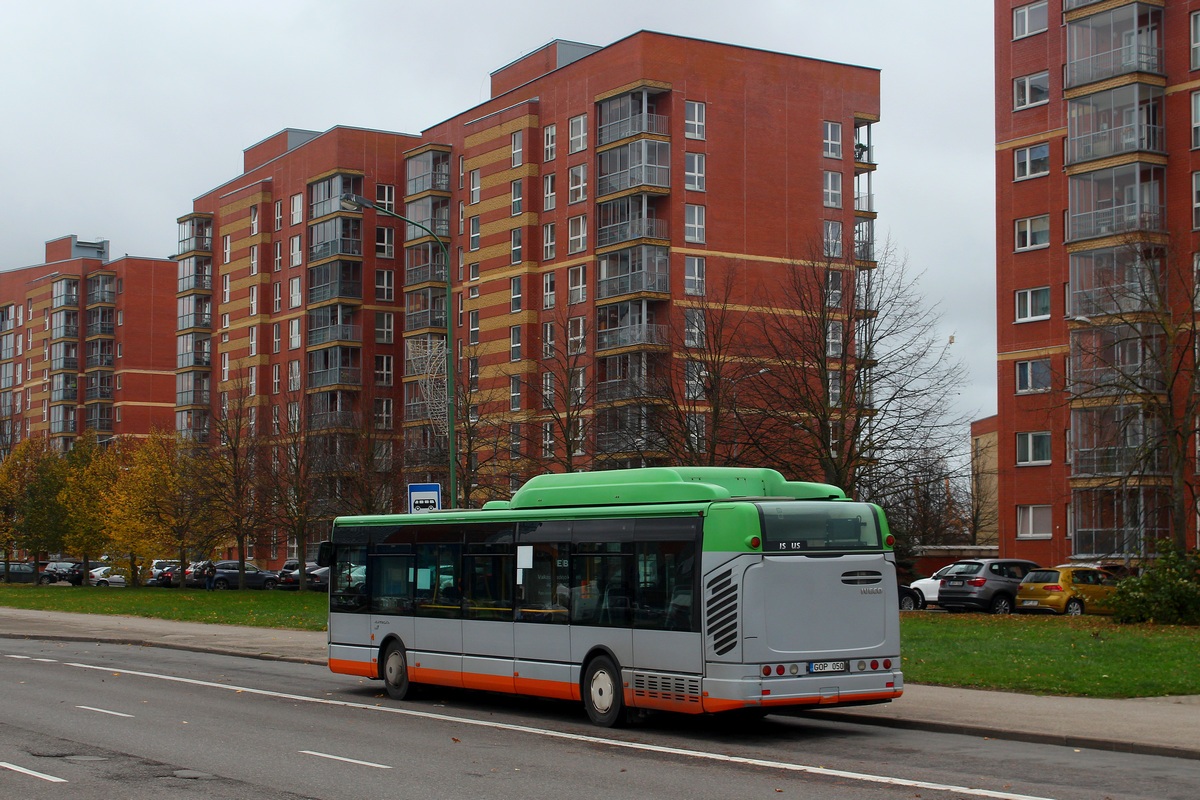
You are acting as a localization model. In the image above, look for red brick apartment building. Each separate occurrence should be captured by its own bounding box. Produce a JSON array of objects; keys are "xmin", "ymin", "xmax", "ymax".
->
[
  {"xmin": 0, "ymin": 235, "xmax": 176, "ymax": 455},
  {"xmin": 994, "ymin": 0, "xmax": 1200, "ymax": 564},
  {"xmin": 177, "ymin": 31, "xmax": 881, "ymax": 547}
]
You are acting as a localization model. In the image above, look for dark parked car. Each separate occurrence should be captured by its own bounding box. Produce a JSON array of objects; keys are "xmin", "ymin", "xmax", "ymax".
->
[
  {"xmin": 66, "ymin": 561, "xmax": 108, "ymax": 586},
  {"xmin": 278, "ymin": 565, "xmax": 327, "ymax": 591},
  {"xmin": 40, "ymin": 561, "xmax": 77, "ymax": 584},
  {"xmin": 277, "ymin": 560, "xmax": 317, "ymax": 581},
  {"xmin": 1, "ymin": 563, "xmax": 39, "ymax": 584},
  {"xmin": 187, "ymin": 560, "xmax": 279, "ymax": 590},
  {"xmin": 937, "ymin": 559, "xmax": 1040, "ymax": 614},
  {"xmin": 898, "ymin": 584, "xmax": 923, "ymax": 611}
]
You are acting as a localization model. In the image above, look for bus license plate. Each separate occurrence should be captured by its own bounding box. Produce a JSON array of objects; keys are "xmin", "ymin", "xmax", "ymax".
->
[{"xmin": 808, "ymin": 661, "xmax": 847, "ymax": 674}]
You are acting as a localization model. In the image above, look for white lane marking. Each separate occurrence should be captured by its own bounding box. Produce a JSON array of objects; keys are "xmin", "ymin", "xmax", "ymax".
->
[
  {"xmin": 0, "ymin": 761, "xmax": 68, "ymax": 782},
  {"xmin": 33, "ymin": 658, "xmax": 58, "ymax": 662},
  {"xmin": 64, "ymin": 661, "xmax": 1055, "ymax": 800},
  {"xmin": 5, "ymin": 654, "xmax": 31, "ymax": 659},
  {"xmin": 300, "ymin": 750, "xmax": 391, "ymax": 769},
  {"xmin": 76, "ymin": 705, "xmax": 134, "ymax": 718}
]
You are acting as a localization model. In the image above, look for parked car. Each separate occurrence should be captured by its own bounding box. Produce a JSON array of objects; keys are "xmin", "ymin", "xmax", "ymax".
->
[
  {"xmin": 40, "ymin": 561, "xmax": 77, "ymax": 584},
  {"xmin": 1017, "ymin": 566, "xmax": 1118, "ymax": 616},
  {"xmin": 279, "ymin": 564, "xmax": 328, "ymax": 591},
  {"xmin": 147, "ymin": 560, "xmax": 180, "ymax": 586},
  {"xmin": 898, "ymin": 584, "xmax": 923, "ymax": 611},
  {"xmin": 187, "ymin": 560, "xmax": 279, "ymax": 590},
  {"xmin": 90, "ymin": 566, "xmax": 127, "ymax": 588},
  {"xmin": 66, "ymin": 561, "xmax": 108, "ymax": 586},
  {"xmin": 937, "ymin": 559, "xmax": 1041, "ymax": 614},
  {"xmin": 1, "ymin": 563, "xmax": 39, "ymax": 584},
  {"xmin": 909, "ymin": 565, "xmax": 955, "ymax": 608},
  {"xmin": 277, "ymin": 560, "xmax": 317, "ymax": 582}
]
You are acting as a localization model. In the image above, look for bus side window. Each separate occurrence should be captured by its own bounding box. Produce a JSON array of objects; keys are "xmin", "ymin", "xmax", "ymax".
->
[
  {"xmin": 415, "ymin": 544, "xmax": 462, "ymax": 619},
  {"xmin": 369, "ymin": 555, "xmax": 413, "ymax": 615},
  {"xmin": 330, "ymin": 545, "xmax": 368, "ymax": 613},
  {"xmin": 517, "ymin": 542, "xmax": 569, "ymax": 624},
  {"xmin": 634, "ymin": 540, "xmax": 697, "ymax": 632}
]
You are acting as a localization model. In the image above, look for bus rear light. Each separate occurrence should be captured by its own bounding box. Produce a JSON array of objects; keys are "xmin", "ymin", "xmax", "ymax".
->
[
  {"xmin": 857, "ymin": 660, "xmax": 866, "ymax": 671},
  {"xmin": 776, "ymin": 665, "xmax": 785, "ymax": 675},
  {"xmin": 762, "ymin": 665, "xmax": 772, "ymax": 676},
  {"xmin": 885, "ymin": 534, "xmax": 895, "ymax": 547},
  {"xmin": 747, "ymin": 536, "xmax": 761, "ymax": 549},
  {"xmin": 883, "ymin": 659, "xmax": 891, "ymax": 669},
  {"xmin": 886, "ymin": 682, "xmax": 894, "ymax": 688},
  {"xmin": 870, "ymin": 660, "xmax": 878, "ymax": 670},
  {"xmin": 967, "ymin": 578, "xmax": 987, "ymax": 587},
  {"xmin": 789, "ymin": 664, "xmax": 799, "ymax": 675}
]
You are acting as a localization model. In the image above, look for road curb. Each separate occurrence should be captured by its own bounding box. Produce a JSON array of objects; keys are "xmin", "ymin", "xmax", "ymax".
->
[{"xmin": 0, "ymin": 631, "xmax": 324, "ymax": 667}]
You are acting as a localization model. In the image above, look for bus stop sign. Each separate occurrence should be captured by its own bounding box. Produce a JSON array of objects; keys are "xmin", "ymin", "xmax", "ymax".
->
[{"xmin": 408, "ymin": 483, "xmax": 442, "ymax": 514}]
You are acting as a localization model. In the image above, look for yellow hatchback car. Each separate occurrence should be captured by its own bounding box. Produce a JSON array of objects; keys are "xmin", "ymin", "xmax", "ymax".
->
[{"xmin": 1016, "ymin": 567, "xmax": 1118, "ymax": 616}]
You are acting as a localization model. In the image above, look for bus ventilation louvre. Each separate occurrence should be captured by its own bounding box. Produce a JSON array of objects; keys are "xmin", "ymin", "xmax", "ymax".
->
[
  {"xmin": 841, "ymin": 570, "xmax": 883, "ymax": 585},
  {"xmin": 706, "ymin": 569, "xmax": 739, "ymax": 655}
]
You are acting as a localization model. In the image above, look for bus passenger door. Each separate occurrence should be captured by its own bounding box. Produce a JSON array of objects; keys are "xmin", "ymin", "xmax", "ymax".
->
[
  {"xmin": 462, "ymin": 552, "xmax": 516, "ymax": 694},
  {"xmin": 514, "ymin": 543, "xmax": 574, "ymax": 700},
  {"xmin": 412, "ymin": 543, "xmax": 464, "ymax": 688}
]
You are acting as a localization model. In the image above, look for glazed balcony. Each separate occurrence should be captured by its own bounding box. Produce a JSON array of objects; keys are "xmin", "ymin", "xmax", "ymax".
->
[
  {"xmin": 308, "ymin": 324, "xmax": 361, "ymax": 346},
  {"xmin": 596, "ymin": 323, "xmax": 667, "ymax": 352},
  {"xmin": 596, "ymin": 217, "xmax": 667, "ymax": 249},
  {"xmin": 178, "ymin": 273, "xmax": 213, "ymax": 292},
  {"xmin": 308, "ymin": 367, "xmax": 362, "ymax": 389},
  {"xmin": 405, "ymin": 309, "xmax": 447, "ymax": 331},
  {"xmin": 85, "ymin": 385, "xmax": 114, "ymax": 401},
  {"xmin": 177, "ymin": 350, "xmax": 212, "ymax": 369},
  {"xmin": 176, "ymin": 389, "xmax": 210, "ymax": 406},
  {"xmin": 86, "ymin": 288, "xmax": 115, "ymax": 306},
  {"xmin": 596, "ymin": 269, "xmax": 669, "ymax": 301},
  {"xmin": 177, "ymin": 313, "xmax": 211, "ymax": 331},
  {"xmin": 1067, "ymin": 202, "xmax": 1164, "ymax": 241},
  {"xmin": 86, "ymin": 321, "xmax": 116, "ymax": 337},
  {"xmin": 597, "ymin": 112, "xmax": 669, "ymax": 146},
  {"xmin": 310, "ymin": 411, "xmax": 361, "ymax": 430},
  {"xmin": 1065, "ymin": 45, "xmax": 1163, "ymax": 89}
]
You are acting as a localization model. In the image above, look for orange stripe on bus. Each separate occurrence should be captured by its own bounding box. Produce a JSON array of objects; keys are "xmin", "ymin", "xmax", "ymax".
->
[
  {"xmin": 329, "ymin": 658, "xmax": 377, "ymax": 679},
  {"xmin": 760, "ymin": 689, "xmax": 902, "ymax": 707},
  {"xmin": 515, "ymin": 676, "xmax": 578, "ymax": 702}
]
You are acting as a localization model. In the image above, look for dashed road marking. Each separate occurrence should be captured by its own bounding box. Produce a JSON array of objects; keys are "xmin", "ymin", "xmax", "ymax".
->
[{"xmin": 300, "ymin": 750, "xmax": 391, "ymax": 769}]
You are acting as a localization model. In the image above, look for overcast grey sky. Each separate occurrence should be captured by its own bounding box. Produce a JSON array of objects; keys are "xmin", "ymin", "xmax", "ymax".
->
[{"xmin": 0, "ymin": 0, "xmax": 997, "ymax": 423}]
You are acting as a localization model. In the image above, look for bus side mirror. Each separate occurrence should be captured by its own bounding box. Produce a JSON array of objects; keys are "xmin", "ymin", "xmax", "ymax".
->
[{"xmin": 316, "ymin": 541, "xmax": 333, "ymax": 568}]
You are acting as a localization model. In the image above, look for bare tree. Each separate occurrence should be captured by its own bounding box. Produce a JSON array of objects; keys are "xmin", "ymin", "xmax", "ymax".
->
[{"xmin": 523, "ymin": 300, "xmax": 596, "ymax": 474}]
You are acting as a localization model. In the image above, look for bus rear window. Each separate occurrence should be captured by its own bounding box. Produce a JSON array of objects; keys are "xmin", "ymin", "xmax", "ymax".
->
[{"xmin": 757, "ymin": 502, "xmax": 882, "ymax": 552}]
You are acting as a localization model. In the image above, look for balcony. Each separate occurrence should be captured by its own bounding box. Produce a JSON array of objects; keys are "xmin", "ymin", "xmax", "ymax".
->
[
  {"xmin": 86, "ymin": 289, "xmax": 116, "ymax": 305},
  {"xmin": 1074, "ymin": 445, "xmax": 1167, "ymax": 476},
  {"xmin": 0, "ymin": 347, "xmax": 12, "ymax": 360},
  {"xmin": 309, "ymin": 280, "xmax": 362, "ymax": 304},
  {"xmin": 405, "ymin": 170, "xmax": 451, "ymax": 195},
  {"xmin": 175, "ymin": 389, "xmax": 209, "ymax": 406},
  {"xmin": 86, "ymin": 385, "xmax": 114, "ymax": 401},
  {"xmin": 597, "ymin": 377, "xmax": 655, "ymax": 402},
  {"xmin": 597, "ymin": 112, "xmax": 669, "ymax": 146},
  {"xmin": 51, "ymin": 325, "xmax": 79, "ymax": 340},
  {"xmin": 178, "ymin": 273, "xmax": 213, "ymax": 292},
  {"xmin": 855, "ymin": 192, "xmax": 874, "ymax": 212},
  {"xmin": 595, "ymin": 429, "xmax": 665, "ymax": 454},
  {"xmin": 84, "ymin": 415, "xmax": 114, "ymax": 433},
  {"xmin": 311, "ymin": 411, "xmax": 361, "ymax": 430},
  {"xmin": 308, "ymin": 367, "xmax": 362, "ymax": 389},
  {"xmin": 405, "ymin": 262, "xmax": 447, "ymax": 287},
  {"xmin": 50, "ymin": 357, "xmax": 79, "ymax": 371},
  {"xmin": 49, "ymin": 419, "xmax": 77, "ymax": 434},
  {"xmin": 177, "ymin": 350, "xmax": 212, "ymax": 369},
  {"xmin": 86, "ymin": 322, "xmax": 116, "ymax": 337},
  {"xmin": 179, "ymin": 424, "xmax": 209, "ymax": 442},
  {"xmin": 51, "ymin": 294, "xmax": 79, "ymax": 310},
  {"xmin": 85, "ymin": 353, "xmax": 114, "ymax": 369},
  {"xmin": 596, "ymin": 270, "xmax": 669, "ymax": 300},
  {"xmin": 596, "ymin": 323, "xmax": 667, "ymax": 352},
  {"xmin": 405, "ymin": 401, "xmax": 430, "ymax": 421},
  {"xmin": 309, "ymin": 237, "xmax": 362, "ymax": 262},
  {"xmin": 1065, "ymin": 46, "xmax": 1163, "ymax": 89},
  {"xmin": 178, "ymin": 235, "xmax": 212, "ymax": 255},
  {"xmin": 308, "ymin": 324, "xmax": 362, "ymax": 346},
  {"xmin": 596, "ymin": 165, "xmax": 670, "ymax": 198},
  {"xmin": 405, "ymin": 309, "xmax": 447, "ymax": 331},
  {"xmin": 596, "ymin": 217, "xmax": 668, "ymax": 249},
  {"xmin": 1067, "ymin": 123, "xmax": 1164, "ymax": 164},
  {"xmin": 50, "ymin": 386, "xmax": 78, "ymax": 402},
  {"xmin": 405, "ymin": 218, "xmax": 450, "ymax": 242},
  {"xmin": 1068, "ymin": 203, "xmax": 1164, "ymax": 241}
]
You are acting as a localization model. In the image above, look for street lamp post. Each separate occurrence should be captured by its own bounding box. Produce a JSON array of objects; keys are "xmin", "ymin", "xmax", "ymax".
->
[{"xmin": 340, "ymin": 193, "xmax": 457, "ymax": 508}]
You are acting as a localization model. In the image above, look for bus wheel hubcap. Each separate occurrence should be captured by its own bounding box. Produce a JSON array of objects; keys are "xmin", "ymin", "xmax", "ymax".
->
[
  {"xmin": 386, "ymin": 652, "xmax": 404, "ymax": 684},
  {"xmin": 591, "ymin": 670, "xmax": 614, "ymax": 713}
]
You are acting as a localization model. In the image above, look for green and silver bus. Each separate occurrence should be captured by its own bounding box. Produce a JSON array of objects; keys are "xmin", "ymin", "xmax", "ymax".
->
[{"xmin": 318, "ymin": 466, "xmax": 903, "ymax": 726}]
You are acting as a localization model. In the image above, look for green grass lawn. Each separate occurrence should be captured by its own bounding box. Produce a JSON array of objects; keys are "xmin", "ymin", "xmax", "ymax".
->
[{"xmin": 1, "ymin": 585, "xmax": 1197, "ymax": 698}]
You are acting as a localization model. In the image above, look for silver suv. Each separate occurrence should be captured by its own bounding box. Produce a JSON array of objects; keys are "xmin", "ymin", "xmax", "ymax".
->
[{"xmin": 937, "ymin": 559, "xmax": 1040, "ymax": 614}]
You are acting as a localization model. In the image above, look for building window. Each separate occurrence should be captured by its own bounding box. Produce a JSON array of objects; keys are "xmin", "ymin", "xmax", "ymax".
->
[
  {"xmin": 376, "ymin": 269, "xmax": 394, "ymax": 301},
  {"xmin": 542, "ymin": 321, "xmax": 555, "ymax": 358},
  {"xmin": 222, "ymin": 235, "xmax": 231, "ymax": 264},
  {"xmin": 1016, "ymin": 431, "xmax": 1052, "ymax": 465},
  {"xmin": 684, "ymin": 360, "xmax": 707, "ymax": 400},
  {"xmin": 289, "ymin": 319, "xmax": 301, "ymax": 349},
  {"xmin": 541, "ymin": 372, "xmax": 555, "ymax": 407},
  {"xmin": 568, "ymin": 215, "xmax": 587, "ymax": 254},
  {"xmin": 1015, "ymin": 286, "xmax": 1051, "ymax": 321},
  {"xmin": 272, "ymin": 363, "xmax": 281, "ymax": 393},
  {"xmin": 568, "ymin": 164, "xmax": 587, "ymax": 203},
  {"xmin": 541, "ymin": 421, "xmax": 554, "ymax": 458},
  {"xmin": 510, "ymin": 326, "xmax": 521, "ymax": 361},
  {"xmin": 544, "ymin": 124, "xmax": 557, "ymax": 161},
  {"xmin": 1193, "ymin": 92, "xmax": 1200, "ymax": 148},
  {"xmin": 826, "ymin": 320, "xmax": 843, "ymax": 357},
  {"xmin": 376, "ymin": 183, "xmax": 395, "ymax": 213},
  {"xmin": 290, "ymin": 194, "xmax": 303, "ymax": 225},
  {"xmin": 685, "ymin": 256, "xmax": 705, "ymax": 296},
  {"xmin": 511, "ymin": 228, "xmax": 523, "ymax": 264},
  {"xmin": 510, "ymin": 276, "xmax": 522, "ymax": 312},
  {"xmin": 1194, "ymin": 172, "xmax": 1200, "ymax": 229},
  {"xmin": 826, "ymin": 269, "xmax": 843, "ymax": 307},
  {"xmin": 823, "ymin": 171, "xmax": 842, "ymax": 208},
  {"xmin": 289, "ymin": 276, "xmax": 302, "ymax": 308},
  {"xmin": 469, "ymin": 216, "xmax": 480, "ymax": 251},
  {"xmin": 685, "ymin": 101, "xmax": 705, "ymax": 139},
  {"xmin": 1015, "ymin": 215, "xmax": 1050, "ymax": 250},
  {"xmin": 684, "ymin": 309, "xmax": 705, "ymax": 348},
  {"xmin": 1015, "ymin": 143, "xmax": 1050, "ymax": 180},
  {"xmin": 469, "ymin": 262, "xmax": 480, "ymax": 281},
  {"xmin": 374, "ymin": 355, "xmax": 394, "ymax": 387},
  {"xmin": 568, "ymin": 316, "xmax": 585, "ymax": 355},
  {"xmin": 569, "ymin": 265, "xmax": 586, "ymax": 304},
  {"xmin": 1013, "ymin": 1, "xmax": 1048, "ymax": 39},
  {"xmin": 376, "ymin": 227, "xmax": 394, "ymax": 258},
  {"xmin": 288, "ymin": 360, "xmax": 301, "ymax": 391},
  {"xmin": 375, "ymin": 311, "xmax": 394, "ymax": 344},
  {"xmin": 221, "ymin": 352, "xmax": 229, "ymax": 381},
  {"xmin": 374, "ymin": 397, "xmax": 393, "ymax": 430},
  {"xmin": 469, "ymin": 169, "xmax": 481, "ymax": 204},
  {"xmin": 685, "ymin": 153, "xmax": 705, "ymax": 191},
  {"xmin": 249, "ymin": 205, "xmax": 259, "ymax": 235},
  {"xmin": 1016, "ymin": 358, "xmax": 1051, "ymax": 393},
  {"xmin": 274, "ymin": 241, "xmax": 282, "ymax": 271},
  {"xmin": 823, "ymin": 121, "xmax": 842, "ymax": 158},
  {"xmin": 543, "ymin": 174, "xmax": 556, "ymax": 211},
  {"xmin": 542, "ymin": 223, "xmax": 556, "ymax": 261},
  {"xmin": 469, "ymin": 310, "xmax": 479, "ymax": 345},
  {"xmin": 249, "ymin": 244, "xmax": 259, "ymax": 275},
  {"xmin": 1017, "ymin": 505, "xmax": 1052, "ymax": 539},
  {"xmin": 510, "ymin": 376, "xmax": 521, "ymax": 411},
  {"xmin": 221, "ymin": 274, "xmax": 230, "ymax": 303},
  {"xmin": 249, "ymin": 285, "xmax": 258, "ymax": 315},
  {"xmin": 274, "ymin": 200, "xmax": 283, "ymax": 231},
  {"xmin": 272, "ymin": 322, "xmax": 280, "ymax": 353},
  {"xmin": 1014, "ymin": 71, "xmax": 1050, "ymax": 110},
  {"xmin": 823, "ymin": 220, "xmax": 843, "ymax": 258},
  {"xmin": 685, "ymin": 204, "xmax": 705, "ymax": 243},
  {"xmin": 506, "ymin": 132, "xmax": 524, "ymax": 171},
  {"xmin": 248, "ymin": 327, "xmax": 258, "ymax": 357},
  {"xmin": 289, "ymin": 235, "xmax": 302, "ymax": 267},
  {"xmin": 828, "ymin": 373, "xmax": 842, "ymax": 405},
  {"xmin": 1193, "ymin": 12, "xmax": 1200, "ymax": 70},
  {"xmin": 568, "ymin": 114, "xmax": 587, "ymax": 152},
  {"xmin": 273, "ymin": 282, "xmax": 281, "ymax": 312}
]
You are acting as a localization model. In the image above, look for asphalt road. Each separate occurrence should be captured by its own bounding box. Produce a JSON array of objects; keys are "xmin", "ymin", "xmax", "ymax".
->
[{"xmin": 1, "ymin": 638, "xmax": 1196, "ymax": 800}]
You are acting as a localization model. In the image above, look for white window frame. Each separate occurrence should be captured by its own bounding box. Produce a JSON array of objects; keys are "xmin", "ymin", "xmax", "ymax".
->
[
  {"xmin": 288, "ymin": 359, "xmax": 301, "ymax": 391},
  {"xmin": 289, "ymin": 235, "xmax": 302, "ymax": 267},
  {"xmin": 511, "ymin": 130, "xmax": 523, "ymax": 167},
  {"xmin": 1013, "ymin": 1, "xmax": 1048, "ymax": 39},
  {"xmin": 542, "ymin": 321, "xmax": 555, "ymax": 357},
  {"xmin": 249, "ymin": 205, "xmax": 259, "ymax": 235},
  {"xmin": 568, "ymin": 316, "xmax": 585, "ymax": 355},
  {"xmin": 469, "ymin": 310, "xmax": 479, "ymax": 345},
  {"xmin": 1016, "ymin": 431, "xmax": 1052, "ymax": 465},
  {"xmin": 826, "ymin": 269, "xmax": 843, "ymax": 307},
  {"xmin": 273, "ymin": 282, "xmax": 282, "ymax": 312},
  {"xmin": 823, "ymin": 171, "xmax": 842, "ymax": 208},
  {"xmin": 543, "ymin": 223, "xmax": 556, "ymax": 261},
  {"xmin": 1193, "ymin": 12, "xmax": 1200, "ymax": 71},
  {"xmin": 511, "ymin": 179, "xmax": 523, "ymax": 215},
  {"xmin": 510, "ymin": 276, "xmax": 522, "ymax": 312},
  {"xmin": 248, "ymin": 285, "xmax": 258, "ymax": 316},
  {"xmin": 289, "ymin": 276, "xmax": 302, "ymax": 308},
  {"xmin": 568, "ymin": 114, "xmax": 587, "ymax": 153},
  {"xmin": 248, "ymin": 327, "xmax": 257, "ymax": 357},
  {"xmin": 1014, "ymin": 71, "xmax": 1050, "ymax": 110},
  {"xmin": 375, "ymin": 354, "xmax": 393, "ymax": 386},
  {"xmin": 823, "ymin": 121, "xmax": 842, "ymax": 158},
  {"xmin": 823, "ymin": 220, "xmax": 842, "ymax": 258},
  {"xmin": 376, "ymin": 183, "xmax": 395, "ymax": 212},
  {"xmin": 273, "ymin": 241, "xmax": 282, "ymax": 271},
  {"xmin": 544, "ymin": 124, "xmax": 557, "ymax": 161},
  {"xmin": 568, "ymin": 215, "xmax": 587, "ymax": 254},
  {"xmin": 684, "ymin": 309, "xmax": 705, "ymax": 348},
  {"xmin": 568, "ymin": 164, "xmax": 587, "ymax": 203},
  {"xmin": 1017, "ymin": 504, "xmax": 1052, "ymax": 539},
  {"xmin": 826, "ymin": 320, "xmax": 843, "ymax": 357},
  {"xmin": 289, "ymin": 319, "xmax": 301, "ymax": 350},
  {"xmin": 685, "ymin": 101, "xmax": 705, "ymax": 139},
  {"xmin": 569, "ymin": 265, "xmax": 586, "ymax": 304},
  {"xmin": 375, "ymin": 311, "xmax": 394, "ymax": 344},
  {"xmin": 1015, "ymin": 143, "xmax": 1050, "ymax": 180},
  {"xmin": 249, "ymin": 244, "xmax": 258, "ymax": 275},
  {"xmin": 685, "ymin": 153, "xmax": 706, "ymax": 191},
  {"xmin": 1015, "ymin": 286, "xmax": 1051, "ymax": 321},
  {"xmin": 511, "ymin": 228, "xmax": 522, "ymax": 264},
  {"xmin": 685, "ymin": 204, "xmax": 705, "ymax": 243},
  {"xmin": 274, "ymin": 200, "xmax": 283, "ymax": 231},
  {"xmin": 510, "ymin": 376, "xmax": 522, "ymax": 411},
  {"xmin": 469, "ymin": 169, "xmax": 481, "ymax": 204},
  {"xmin": 510, "ymin": 325, "xmax": 522, "ymax": 361},
  {"xmin": 469, "ymin": 216, "xmax": 480, "ymax": 251},
  {"xmin": 290, "ymin": 194, "xmax": 303, "ymax": 225},
  {"xmin": 684, "ymin": 256, "xmax": 705, "ymax": 296},
  {"xmin": 222, "ymin": 274, "xmax": 230, "ymax": 303},
  {"xmin": 376, "ymin": 227, "xmax": 394, "ymax": 259},
  {"xmin": 375, "ymin": 269, "xmax": 394, "ymax": 301},
  {"xmin": 222, "ymin": 235, "xmax": 231, "ymax": 264},
  {"xmin": 543, "ymin": 174, "xmax": 556, "ymax": 211},
  {"xmin": 1016, "ymin": 358, "xmax": 1052, "ymax": 393},
  {"xmin": 1194, "ymin": 172, "xmax": 1200, "ymax": 229},
  {"xmin": 1015, "ymin": 215, "xmax": 1050, "ymax": 251}
]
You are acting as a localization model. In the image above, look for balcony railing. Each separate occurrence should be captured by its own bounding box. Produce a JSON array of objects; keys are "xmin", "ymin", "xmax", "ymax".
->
[
  {"xmin": 179, "ymin": 424, "xmax": 209, "ymax": 442},
  {"xmin": 50, "ymin": 357, "xmax": 78, "ymax": 371},
  {"xmin": 307, "ymin": 324, "xmax": 361, "ymax": 346},
  {"xmin": 51, "ymin": 325, "xmax": 79, "ymax": 340},
  {"xmin": 855, "ymin": 240, "xmax": 875, "ymax": 262},
  {"xmin": 1074, "ymin": 445, "xmax": 1167, "ymax": 476},
  {"xmin": 311, "ymin": 411, "xmax": 361, "ymax": 430},
  {"xmin": 596, "ymin": 323, "xmax": 668, "ymax": 352},
  {"xmin": 308, "ymin": 367, "xmax": 362, "ymax": 388},
  {"xmin": 1065, "ymin": 45, "xmax": 1164, "ymax": 89},
  {"xmin": 853, "ymin": 143, "xmax": 875, "ymax": 164},
  {"xmin": 85, "ymin": 385, "xmax": 114, "ymax": 401},
  {"xmin": 308, "ymin": 238, "xmax": 363, "ymax": 262},
  {"xmin": 177, "ymin": 351, "xmax": 212, "ymax": 369},
  {"xmin": 596, "ymin": 270, "xmax": 670, "ymax": 300},
  {"xmin": 84, "ymin": 416, "xmax": 114, "ymax": 432},
  {"xmin": 404, "ymin": 401, "xmax": 430, "ymax": 421},
  {"xmin": 49, "ymin": 419, "xmax": 77, "ymax": 434},
  {"xmin": 596, "ymin": 165, "xmax": 671, "ymax": 198},
  {"xmin": 86, "ymin": 322, "xmax": 116, "ymax": 337},
  {"xmin": 50, "ymin": 387, "xmax": 77, "ymax": 402},
  {"xmin": 595, "ymin": 429, "xmax": 666, "ymax": 453},
  {"xmin": 0, "ymin": 318, "xmax": 14, "ymax": 333},
  {"xmin": 175, "ymin": 389, "xmax": 209, "ymax": 406},
  {"xmin": 405, "ymin": 263, "xmax": 447, "ymax": 287},
  {"xmin": 0, "ymin": 347, "xmax": 13, "ymax": 360},
  {"xmin": 51, "ymin": 295, "xmax": 79, "ymax": 310},
  {"xmin": 86, "ymin": 289, "xmax": 116, "ymax": 305},
  {"xmin": 405, "ymin": 309, "xmax": 447, "ymax": 331},
  {"xmin": 1068, "ymin": 203, "xmax": 1164, "ymax": 241},
  {"xmin": 1066, "ymin": 123, "xmax": 1165, "ymax": 164},
  {"xmin": 596, "ymin": 217, "xmax": 668, "ymax": 248},
  {"xmin": 308, "ymin": 280, "xmax": 362, "ymax": 304},
  {"xmin": 405, "ymin": 170, "xmax": 451, "ymax": 195},
  {"xmin": 597, "ymin": 377, "xmax": 655, "ymax": 402},
  {"xmin": 1069, "ymin": 366, "xmax": 1165, "ymax": 396},
  {"xmin": 85, "ymin": 354, "xmax": 114, "ymax": 369},
  {"xmin": 597, "ymin": 112, "xmax": 670, "ymax": 146},
  {"xmin": 178, "ymin": 273, "xmax": 213, "ymax": 292},
  {"xmin": 405, "ymin": 218, "xmax": 451, "ymax": 242},
  {"xmin": 178, "ymin": 236, "xmax": 212, "ymax": 254},
  {"xmin": 855, "ymin": 192, "xmax": 875, "ymax": 212}
]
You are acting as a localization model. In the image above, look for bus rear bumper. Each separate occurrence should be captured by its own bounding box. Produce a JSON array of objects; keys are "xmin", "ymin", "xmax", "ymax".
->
[{"xmin": 702, "ymin": 670, "xmax": 903, "ymax": 713}]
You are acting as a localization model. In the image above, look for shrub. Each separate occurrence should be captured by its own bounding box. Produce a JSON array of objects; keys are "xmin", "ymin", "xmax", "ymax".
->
[{"xmin": 1109, "ymin": 545, "xmax": 1200, "ymax": 625}]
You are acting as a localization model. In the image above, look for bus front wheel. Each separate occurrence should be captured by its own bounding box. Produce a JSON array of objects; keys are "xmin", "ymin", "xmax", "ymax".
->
[
  {"xmin": 582, "ymin": 655, "xmax": 626, "ymax": 727},
  {"xmin": 382, "ymin": 642, "xmax": 414, "ymax": 700}
]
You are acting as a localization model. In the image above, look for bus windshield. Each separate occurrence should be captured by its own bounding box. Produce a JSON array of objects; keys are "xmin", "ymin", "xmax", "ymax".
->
[{"xmin": 757, "ymin": 501, "xmax": 882, "ymax": 552}]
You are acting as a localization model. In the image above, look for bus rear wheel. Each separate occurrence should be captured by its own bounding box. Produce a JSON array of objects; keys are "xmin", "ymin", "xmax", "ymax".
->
[
  {"xmin": 582, "ymin": 655, "xmax": 626, "ymax": 727},
  {"xmin": 382, "ymin": 642, "xmax": 414, "ymax": 700}
]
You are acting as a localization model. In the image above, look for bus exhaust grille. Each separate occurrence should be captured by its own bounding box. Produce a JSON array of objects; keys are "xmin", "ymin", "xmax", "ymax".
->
[
  {"xmin": 631, "ymin": 672, "xmax": 701, "ymax": 704},
  {"xmin": 841, "ymin": 570, "xmax": 883, "ymax": 586},
  {"xmin": 706, "ymin": 569, "xmax": 738, "ymax": 655}
]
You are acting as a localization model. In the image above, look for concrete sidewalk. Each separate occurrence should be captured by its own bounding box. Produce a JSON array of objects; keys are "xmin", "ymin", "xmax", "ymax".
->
[{"xmin": 1, "ymin": 607, "xmax": 1196, "ymax": 760}]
